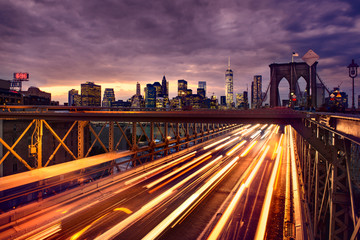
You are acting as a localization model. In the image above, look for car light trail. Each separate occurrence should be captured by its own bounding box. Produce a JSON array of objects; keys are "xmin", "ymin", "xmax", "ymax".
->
[
  {"xmin": 241, "ymin": 124, "xmax": 260, "ymax": 137},
  {"xmin": 232, "ymin": 124, "xmax": 251, "ymax": 136},
  {"xmin": 254, "ymin": 146, "xmax": 282, "ymax": 240},
  {"xmin": 244, "ymin": 145, "xmax": 270, "ymax": 187},
  {"xmin": 260, "ymin": 124, "xmax": 268, "ymax": 130},
  {"xmin": 142, "ymin": 157, "xmax": 240, "ymax": 240},
  {"xmin": 226, "ymin": 140, "xmax": 247, "ymax": 156},
  {"xmin": 207, "ymin": 146, "xmax": 270, "ymax": 240},
  {"xmin": 146, "ymin": 151, "xmax": 212, "ymax": 189},
  {"xmin": 250, "ymin": 130, "xmax": 262, "ymax": 139},
  {"xmin": 260, "ymin": 130, "xmax": 271, "ymax": 139},
  {"xmin": 148, "ymin": 155, "xmax": 212, "ymax": 194},
  {"xmin": 203, "ymin": 136, "xmax": 230, "ymax": 150},
  {"xmin": 214, "ymin": 137, "xmax": 239, "ymax": 151},
  {"xmin": 240, "ymin": 140, "xmax": 257, "ymax": 157},
  {"xmin": 289, "ymin": 126, "xmax": 305, "ymax": 239},
  {"xmin": 275, "ymin": 125, "xmax": 280, "ymax": 134},
  {"xmin": 124, "ymin": 151, "xmax": 196, "ymax": 186},
  {"xmin": 207, "ymin": 183, "xmax": 246, "ymax": 240},
  {"xmin": 70, "ymin": 213, "xmax": 110, "ymax": 240},
  {"xmin": 113, "ymin": 207, "xmax": 133, "ymax": 214},
  {"xmin": 26, "ymin": 223, "xmax": 61, "ymax": 240},
  {"xmin": 95, "ymin": 154, "xmax": 224, "ymax": 240}
]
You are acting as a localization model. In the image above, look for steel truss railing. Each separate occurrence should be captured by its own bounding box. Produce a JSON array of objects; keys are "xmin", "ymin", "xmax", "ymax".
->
[
  {"xmin": 0, "ymin": 118, "xmax": 238, "ymax": 173},
  {"xmin": 292, "ymin": 118, "xmax": 360, "ymax": 240}
]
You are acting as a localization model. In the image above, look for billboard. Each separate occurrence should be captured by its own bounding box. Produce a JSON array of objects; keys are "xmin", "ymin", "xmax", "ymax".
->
[{"xmin": 13, "ymin": 72, "xmax": 29, "ymax": 80}]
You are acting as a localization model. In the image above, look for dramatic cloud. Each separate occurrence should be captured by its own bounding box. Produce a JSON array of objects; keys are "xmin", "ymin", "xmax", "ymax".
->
[{"xmin": 0, "ymin": 0, "xmax": 359, "ymax": 104}]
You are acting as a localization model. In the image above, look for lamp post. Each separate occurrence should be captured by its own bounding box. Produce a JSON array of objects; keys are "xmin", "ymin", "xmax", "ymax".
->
[{"xmin": 347, "ymin": 59, "xmax": 359, "ymax": 111}]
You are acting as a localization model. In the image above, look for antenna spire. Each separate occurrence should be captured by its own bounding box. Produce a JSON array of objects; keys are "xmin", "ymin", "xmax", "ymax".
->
[{"xmin": 228, "ymin": 56, "xmax": 231, "ymax": 69}]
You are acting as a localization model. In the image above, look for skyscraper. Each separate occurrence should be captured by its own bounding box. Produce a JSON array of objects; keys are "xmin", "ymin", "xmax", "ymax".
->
[
  {"xmin": 198, "ymin": 81, "xmax": 206, "ymax": 97},
  {"xmin": 153, "ymin": 82, "xmax": 162, "ymax": 98},
  {"xmin": 81, "ymin": 82, "xmax": 101, "ymax": 106},
  {"xmin": 197, "ymin": 88, "xmax": 205, "ymax": 98},
  {"xmin": 178, "ymin": 79, "xmax": 187, "ymax": 97},
  {"xmin": 136, "ymin": 82, "xmax": 141, "ymax": 96},
  {"xmin": 102, "ymin": 88, "xmax": 115, "ymax": 107},
  {"xmin": 236, "ymin": 91, "xmax": 249, "ymax": 109},
  {"xmin": 220, "ymin": 96, "xmax": 226, "ymax": 106},
  {"xmin": 161, "ymin": 75, "xmax": 169, "ymax": 98},
  {"xmin": 144, "ymin": 84, "xmax": 156, "ymax": 108},
  {"xmin": 225, "ymin": 58, "xmax": 234, "ymax": 108},
  {"xmin": 68, "ymin": 89, "xmax": 78, "ymax": 106},
  {"xmin": 251, "ymin": 75, "xmax": 262, "ymax": 109}
]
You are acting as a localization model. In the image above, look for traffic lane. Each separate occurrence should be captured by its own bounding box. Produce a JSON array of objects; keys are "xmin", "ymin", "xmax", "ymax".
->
[
  {"xmin": 117, "ymin": 154, "xmax": 245, "ymax": 239},
  {"xmin": 158, "ymin": 140, "xmax": 270, "ymax": 239},
  {"xmin": 121, "ymin": 134, "xmax": 274, "ymax": 239},
  {"xmin": 53, "ymin": 149, "xmax": 232, "ymax": 239},
  {"xmin": 41, "ymin": 130, "xmax": 257, "ymax": 239},
  {"xmin": 221, "ymin": 136, "xmax": 279, "ymax": 239},
  {"xmin": 203, "ymin": 128, "xmax": 281, "ymax": 239}
]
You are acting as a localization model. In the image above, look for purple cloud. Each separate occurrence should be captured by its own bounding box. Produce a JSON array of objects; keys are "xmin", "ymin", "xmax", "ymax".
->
[{"xmin": 0, "ymin": 0, "xmax": 359, "ymax": 105}]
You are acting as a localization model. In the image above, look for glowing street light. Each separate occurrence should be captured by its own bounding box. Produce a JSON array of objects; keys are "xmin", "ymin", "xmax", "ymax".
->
[{"xmin": 347, "ymin": 59, "xmax": 359, "ymax": 111}]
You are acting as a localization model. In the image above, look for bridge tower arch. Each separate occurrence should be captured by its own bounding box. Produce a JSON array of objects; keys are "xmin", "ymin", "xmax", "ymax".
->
[{"xmin": 269, "ymin": 62, "xmax": 317, "ymax": 108}]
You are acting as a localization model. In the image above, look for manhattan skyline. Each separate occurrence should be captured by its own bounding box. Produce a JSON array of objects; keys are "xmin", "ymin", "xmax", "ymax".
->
[{"xmin": 0, "ymin": 0, "xmax": 360, "ymax": 104}]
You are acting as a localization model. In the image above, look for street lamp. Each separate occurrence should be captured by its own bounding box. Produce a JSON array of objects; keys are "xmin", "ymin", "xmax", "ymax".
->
[{"xmin": 347, "ymin": 59, "xmax": 359, "ymax": 111}]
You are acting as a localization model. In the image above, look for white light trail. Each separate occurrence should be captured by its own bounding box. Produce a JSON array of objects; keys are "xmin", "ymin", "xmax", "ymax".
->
[
  {"xmin": 250, "ymin": 130, "xmax": 261, "ymax": 139},
  {"xmin": 241, "ymin": 124, "xmax": 260, "ymax": 137},
  {"xmin": 145, "ymin": 151, "xmax": 212, "ymax": 189},
  {"xmin": 289, "ymin": 126, "xmax": 305, "ymax": 239},
  {"xmin": 244, "ymin": 145, "xmax": 270, "ymax": 187},
  {"xmin": 260, "ymin": 124, "xmax": 268, "ymax": 130},
  {"xmin": 260, "ymin": 130, "xmax": 270, "ymax": 139},
  {"xmin": 226, "ymin": 140, "xmax": 247, "ymax": 156},
  {"xmin": 240, "ymin": 141, "xmax": 257, "ymax": 157},
  {"xmin": 232, "ymin": 124, "xmax": 251, "ymax": 136},
  {"xmin": 124, "ymin": 151, "xmax": 196, "ymax": 186},
  {"xmin": 214, "ymin": 137, "xmax": 239, "ymax": 151},
  {"xmin": 26, "ymin": 223, "xmax": 61, "ymax": 240},
  {"xmin": 204, "ymin": 136, "xmax": 230, "ymax": 150}
]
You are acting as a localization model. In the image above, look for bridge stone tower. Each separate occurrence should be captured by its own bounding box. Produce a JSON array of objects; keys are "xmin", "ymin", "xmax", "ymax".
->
[{"xmin": 269, "ymin": 62, "xmax": 317, "ymax": 108}]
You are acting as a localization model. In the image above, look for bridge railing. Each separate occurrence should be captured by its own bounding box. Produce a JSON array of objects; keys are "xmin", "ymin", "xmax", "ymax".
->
[{"xmin": 293, "ymin": 117, "xmax": 360, "ymax": 240}]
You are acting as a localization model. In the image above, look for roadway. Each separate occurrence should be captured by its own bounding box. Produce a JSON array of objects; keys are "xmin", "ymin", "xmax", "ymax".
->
[{"xmin": 8, "ymin": 123, "xmax": 286, "ymax": 240}]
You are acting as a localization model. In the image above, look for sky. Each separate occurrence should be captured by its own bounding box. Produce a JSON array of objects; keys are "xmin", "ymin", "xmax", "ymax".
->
[{"xmin": 1, "ymin": 0, "xmax": 360, "ymax": 105}]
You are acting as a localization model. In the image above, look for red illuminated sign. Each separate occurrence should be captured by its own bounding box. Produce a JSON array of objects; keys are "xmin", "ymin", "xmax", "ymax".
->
[{"xmin": 13, "ymin": 72, "xmax": 29, "ymax": 80}]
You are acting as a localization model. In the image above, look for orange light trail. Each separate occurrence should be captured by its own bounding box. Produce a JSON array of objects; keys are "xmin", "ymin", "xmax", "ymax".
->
[
  {"xmin": 226, "ymin": 140, "xmax": 247, "ymax": 156},
  {"xmin": 203, "ymin": 136, "xmax": 230, "ymax": 150},
  {"xmin": 214, "ymin": 137, "xmax": 238, "ymax": 151},
  {"xmin": 254, "ymin": 145, "xmax": 282, "ymax": 239},
  {"xmin": 148, "ymin": 155, "xmax": 212, "ymax": 194},
  {"xmin": 207, "ymin": 146, "xmax": 270, "ymax": 240},
  {"xmin": 124, "ymin": 151, "xmax": 196, "ymax": 186},
  {"xmin": 240, "ymin": 141, "xmax": 257, "ymax": 157},
  {"xmin": 146, "ymin": 151, "xmax": 212, "ymax": 189},
  {"xmin": 143, "ymin": 156, "xmax": 239, "ymax": 240}
]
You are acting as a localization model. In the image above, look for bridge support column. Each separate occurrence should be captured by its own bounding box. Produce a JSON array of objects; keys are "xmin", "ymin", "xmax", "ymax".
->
[
  {"xmin": 77, "ymin": 121, "xmax": 87, "ymax": 159},
  {"xmin": 109, "ymin": 121, "xmax": 114, "ymax": 152},
  {"xmin": 34, "ymin": 119, "xmax": 43, "ymax": 168},
  {"xmin": 329, "ymin": 132, "xmax": 351, "ymax": 240},
  {"xmin": 176, "ymin": 123, "xmax": 180, "ymax": 152},
  {"xmin": 150, "ymin": 122, "xmax": 154, "ymax": 161},
  {"xmin": 185, "ymin": 123, "xmax": 189, "ymax": 148}
]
